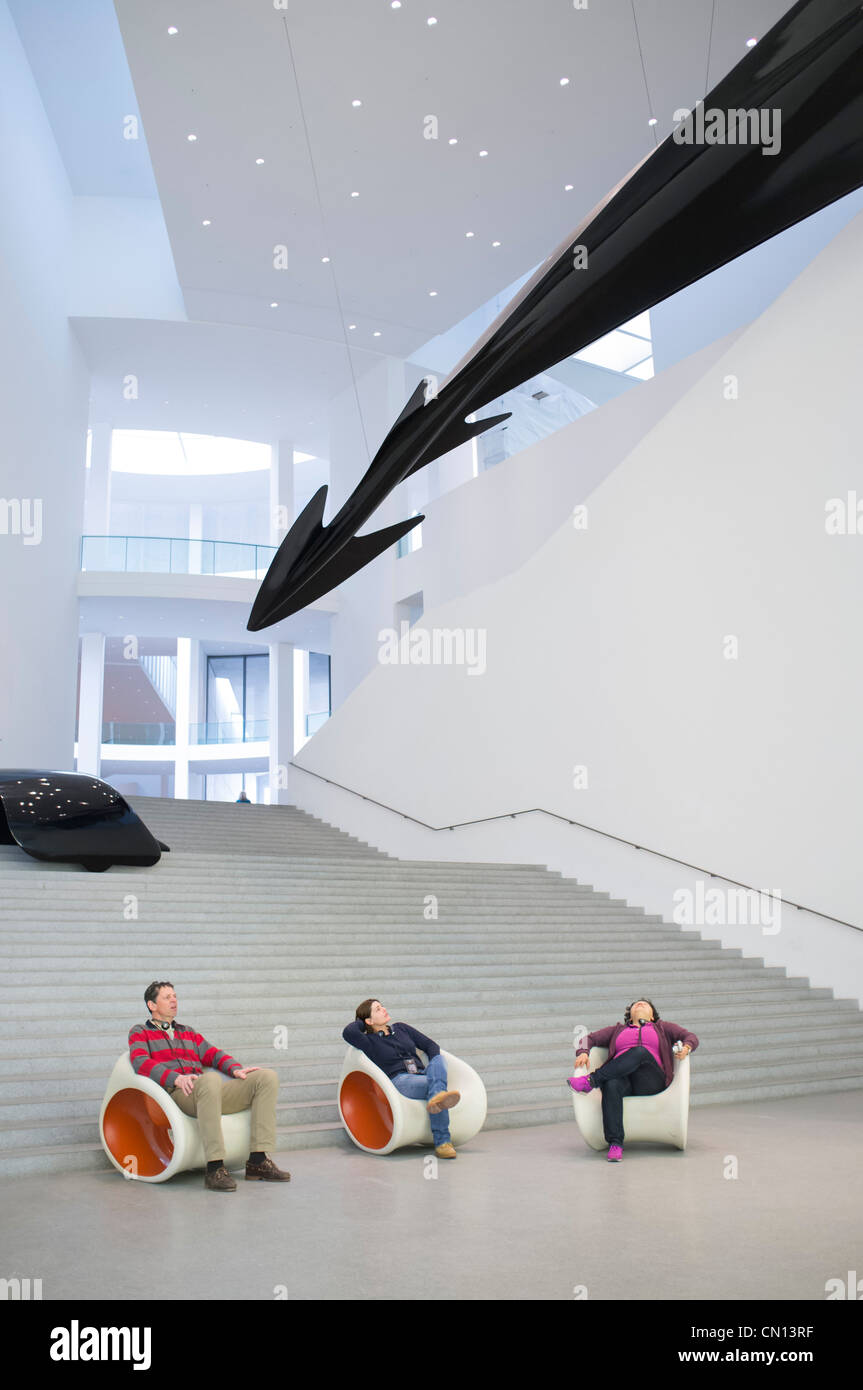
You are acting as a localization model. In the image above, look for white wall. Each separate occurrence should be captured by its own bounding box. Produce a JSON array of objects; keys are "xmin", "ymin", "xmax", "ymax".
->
[
  {"xmin": 294, "ymin": 207, "xmax": 863, "ymax": 1001},
  {"xmin": 67, "ymin": 197, "xmax": 186, "ymax": 320},
  {"xmin": 0, "ymin": 0, "xmax": 89, "ymax": 767}
]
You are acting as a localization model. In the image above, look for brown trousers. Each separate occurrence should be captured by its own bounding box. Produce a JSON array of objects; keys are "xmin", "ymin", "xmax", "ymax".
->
[{"xmin": 170, "ymin": 1068, "xmax": 278, "ymax": 1162}]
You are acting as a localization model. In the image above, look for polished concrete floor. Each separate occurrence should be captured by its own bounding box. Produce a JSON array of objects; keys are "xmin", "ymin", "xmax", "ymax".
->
[{"xmin": 4, "ymin": 1090, "xmax": 861, "ymax": 1302}]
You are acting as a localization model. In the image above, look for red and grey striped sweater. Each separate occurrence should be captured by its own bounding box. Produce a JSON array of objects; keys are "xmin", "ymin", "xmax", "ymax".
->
[{"xmin": 128, "ymin": 1020, "xmax": 241, "ymax": 1092}]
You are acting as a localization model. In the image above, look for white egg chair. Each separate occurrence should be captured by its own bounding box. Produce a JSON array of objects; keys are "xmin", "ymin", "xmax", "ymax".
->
[
  {"xmin": 338, "ymin": 1047, "xmax": 487, "ymax": 1154},
  {"xmin": 99, "ymin": 1053, "xmax": 252, "ymax": 1182},
  {"xmin": 571, "ymin": 1046, "xmax": 691, "ymax": 1150}
]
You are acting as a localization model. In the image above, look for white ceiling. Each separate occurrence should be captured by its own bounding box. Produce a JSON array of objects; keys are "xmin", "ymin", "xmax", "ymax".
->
[
  {"xmin": 15, "ymin": 0, "xmax": 794, "ymax": 452},
  {"xmin": 110, "ymin": 0, "xmax": 791, "ymax": 346}
]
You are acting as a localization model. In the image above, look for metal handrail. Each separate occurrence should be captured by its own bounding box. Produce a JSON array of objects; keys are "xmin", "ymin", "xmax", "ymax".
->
[
  {"xmin": 287, "ymin": 762, "xmax": 861, "ymax": 934},
  {"xmin": 80, "ymin": 534, "xmax": 276, "ymax": 578}
]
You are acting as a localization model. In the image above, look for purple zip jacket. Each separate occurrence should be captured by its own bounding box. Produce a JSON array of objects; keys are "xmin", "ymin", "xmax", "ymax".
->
[{"xmin": 576, "ymin": 1020, "xmax": 699, "ymax": 1088}]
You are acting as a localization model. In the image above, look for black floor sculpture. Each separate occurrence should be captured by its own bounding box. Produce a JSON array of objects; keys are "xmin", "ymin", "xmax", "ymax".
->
[
  {"xmin": 248, "ymin": 0, "xmax": 863, "ymax": 631},
  {"xmin": 0, "ymin": 771, "xmax": 168, "ymax": 872}
]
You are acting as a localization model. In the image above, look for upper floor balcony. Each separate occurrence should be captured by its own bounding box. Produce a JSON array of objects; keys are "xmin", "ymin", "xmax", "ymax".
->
[{"xmin": 80, "ymin": 534, "xmax": 277, "ymax": 579}]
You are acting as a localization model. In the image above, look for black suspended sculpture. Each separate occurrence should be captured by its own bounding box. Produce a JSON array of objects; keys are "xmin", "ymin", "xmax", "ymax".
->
[
  {"xmin": 249, "ymin": 0, "xmax": 863, "ymax": 631},
  {"xmin": 0, "ymin": 771, "xmax": 168, "ymax": 872}
]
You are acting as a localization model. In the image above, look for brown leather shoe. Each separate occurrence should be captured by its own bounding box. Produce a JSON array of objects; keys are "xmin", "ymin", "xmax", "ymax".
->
[
  {"xmin": 427, "ymin": 1089, "xmax": 460, "ymax": 1114},
  {"xmin": 245, "ymin": 1155, "xmax": 291, "ymax": 1182},
  {"xmin": 434, "ymin": 1142, "xmax": 457, "ymax": 1159},
  {"xmin": 204, "ymin": 1165, "xmax": 237, "ymax": 1192}
]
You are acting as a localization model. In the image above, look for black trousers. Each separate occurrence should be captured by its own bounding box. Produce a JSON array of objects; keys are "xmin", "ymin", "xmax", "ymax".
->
[{"xmin": 588, "ymin": 1045, "xmax": 667, "ymax": 1145}]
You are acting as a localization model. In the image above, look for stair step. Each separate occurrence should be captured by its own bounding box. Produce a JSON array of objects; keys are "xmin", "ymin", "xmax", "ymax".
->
[{"xmin": 1, "ymin": 795, "xmax": 859, "ymax": 1172}]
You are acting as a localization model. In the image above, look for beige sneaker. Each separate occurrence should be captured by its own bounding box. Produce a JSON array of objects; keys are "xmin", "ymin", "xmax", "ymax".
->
[
  {"xmin": 427, "ymin": 1089, "xmax": 461, "ymax": 1114},
  {"xmin": 434, "ymin": 1142, "xmax": 457, "ymax": 1159}
]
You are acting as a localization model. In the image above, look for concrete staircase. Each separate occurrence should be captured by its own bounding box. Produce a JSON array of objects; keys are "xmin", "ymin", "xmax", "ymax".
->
[{"xmin": 1, "ymin": 795, "xmax": 861, "ymax": 1175}]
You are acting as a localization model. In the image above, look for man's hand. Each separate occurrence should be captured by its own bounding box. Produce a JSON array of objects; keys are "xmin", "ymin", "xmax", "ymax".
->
[
  {"xmin": 174, "ymin": 1074, "xmax": 197, "ymax": 1096},
  {"xmin": 676, "ymin": 1045, "xmax": 691, "ymax": 1059},
  {"xmin": 574, "ymin": 1052, "xmax": 590, "ymax": 1069},
  {"xmin": 231, "ymin": 1066, "xmax": 261, "ymax": 1081}
]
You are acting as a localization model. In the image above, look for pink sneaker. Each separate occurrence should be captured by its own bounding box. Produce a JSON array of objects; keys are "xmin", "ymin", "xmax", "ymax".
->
[
  {"xmin": 567, "ymin": 1075, "xmax": 593, "ymax": 1095},
  {"xmin": 607, "ymin": 1144, "xmax": 623, "ymax": 1162}
]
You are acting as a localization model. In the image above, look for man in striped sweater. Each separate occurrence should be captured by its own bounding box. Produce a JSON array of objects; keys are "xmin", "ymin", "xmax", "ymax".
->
[{"xmin": 128, "ymin": 980, "xmax": 290, "ymax": 1192}]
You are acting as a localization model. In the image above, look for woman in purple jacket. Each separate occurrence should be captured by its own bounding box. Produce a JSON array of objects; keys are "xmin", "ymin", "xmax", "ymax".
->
[{"xmin": 567, "ymin": 999, "xmax": 698, "ymax": 1161}]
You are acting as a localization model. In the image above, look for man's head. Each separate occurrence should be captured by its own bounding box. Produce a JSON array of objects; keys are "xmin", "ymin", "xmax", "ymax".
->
[
  {"xmin": 355, "ymin": 998, "xmax": 390, "ymax": 1032},
  {"xmin": 624, "ymin": 998, "xmax": 659, "ymax": 1025},
  {"xmin": 145, "ymin": 981, "xmax": 177, "ymax": 1022}
]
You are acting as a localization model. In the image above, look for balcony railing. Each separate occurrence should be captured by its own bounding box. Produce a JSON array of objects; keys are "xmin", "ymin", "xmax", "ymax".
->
[
  {"xmin": 99, "ymin": 720, "xmax": 269, "ymax": 745},
  {"xmin": 191, "ymin": 719, "xmax": 269, "ymax": 744},
  {"xmin": 102, "ymin": 721, "xmax": 175, "ymax": 745},
  {"xmin": 81, "ymin": 535, "xmax": 277, "ymax": 579},
  {"xmin": 97, "ymin": 716, "xmax": 333, "ymax": 746}
]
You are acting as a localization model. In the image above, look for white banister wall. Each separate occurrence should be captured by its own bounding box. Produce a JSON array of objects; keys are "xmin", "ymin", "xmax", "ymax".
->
[
  {"xmin": 293, "ymin": 208, "xmax": 863, "ymax": 1003},
  {"xmin": 325, "ymin": 331, "xmax": 744, "ymax": 712},
  {"xmin": 288, "ymin": 769, "xmax": 863, "ymax": 1006},
  {"xmin": 0, "ymin": 2, "xmax": 90, "ymax": 770}
]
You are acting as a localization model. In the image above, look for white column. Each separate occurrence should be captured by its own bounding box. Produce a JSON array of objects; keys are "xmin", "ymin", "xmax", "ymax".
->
[
  {"xmin": 270, "ymin": 439, "xmax": 294, "ymax": 546},
  {"xmin": 328, "ymin": 355, "xmax": 407, "ymax": 711},
  {"xmin": 174, "ymin": 638, "xmax": 192, "ymax": 800},
  {"xmin": 77, "ymin": 632, "xmax": 105, "ymax": 776},
  {"xmin": 293, "ymin": 648, "xmax": 310, "ymax": 752},
  {"xmin": 83, "ymin": 422, "xmax": 112, "ymax": 536},
  {"xmin": 187, "ymin": 639, "xmax": 202, "ymax": 729},
  {"xmin": 268, "ymin": 641, "xmax": 295, "ymax": 804}
]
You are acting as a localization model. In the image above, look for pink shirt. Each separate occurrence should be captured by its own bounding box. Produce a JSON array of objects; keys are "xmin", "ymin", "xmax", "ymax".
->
[{"xmin": 614, "ymin": 1022, "xmax": 663, "ymax": 1073}]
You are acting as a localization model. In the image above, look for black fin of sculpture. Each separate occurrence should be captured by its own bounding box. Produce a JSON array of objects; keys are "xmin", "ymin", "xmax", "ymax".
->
[
  {"xmin": 249, "ymin": 514, "xmax": 424, "ymax": 628},
  {"xmin": 247, "ymin": 485, "xmax": 329, "ymax": 629},
  {"xmin": 391, "ymin": 377, "xmax": 431, "ymax": 429},
  {"xmin": 403, "ymin": 410, "xmax": 512, "ymax": 478}
]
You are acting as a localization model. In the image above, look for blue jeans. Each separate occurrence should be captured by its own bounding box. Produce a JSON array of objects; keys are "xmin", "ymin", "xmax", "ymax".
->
[{"xmin": 390, "ymin": 1054, "xmax": 451, "ymax": 1145}]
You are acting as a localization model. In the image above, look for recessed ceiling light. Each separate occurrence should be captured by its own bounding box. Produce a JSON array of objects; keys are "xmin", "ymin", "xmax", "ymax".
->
[
  {"xmin": 564, "ymin": 184, "xmax": 573, "ymax": 191},
  {"xmin": 391, "ymin": 1, "xmax": 401, "ymax": 7},
  {"xmin": 746, "ymin": 37, "xmax": 758, "ymax": 47},
  {"xmin": 202, "ymin": 219, "xmax": 211, "ymax": 226},
  {"xmin": 648, "ymin": 117, "xmax": 658, "ymax": 126},
  {"xmin": 373, "ymin": 331, "xmax": 381, "ymax": 336},
  {"xmin": 321, "ymin": 256, "xmax": 330, "ymax": 263},
  {"xmin": 352, "ymin": 99, "xmax": 362, "ymax": 107},
  {"xmin": 351, "ymin": 190, "xmax": 359, "ymax": 197},
  {"xmin": 167, "ymin": 27, "xmax": 178, "ymax": 35},
  {"xmin": 465, "ymin": 231, "xmax": 474, "ymax": 237},
  {"xmin": 560, "ymin": 77, "xmax": 570, "ymax": 86},
  {"xmin": 187, "ymin": 134, "xmax": 197, "ymax": 141},
  {"xmin": 255, "ymin": 158, "xmax": 265, "ymax": 165},
  {"xmin": 429, "ymin": 290, "xmax": 437, "ymax": 296},
  {"xmin": 270, "ymin": 302, "xmax": 279, "ymax": 309},
  {"xmin": 492, "ymin": 241, "xmax": 501, "ymax": 247},
  {"xmin": 448, "ymin": 138, "xmax": 458, "ymax": 145},
  {"xmin": 348, "ymin": 324, "xmax": 356, "ymax": 330},
  {"xmin": 427, "ymin": 16, "xmax": 437, "ymax": 24},
  {"xmin": 479, "ymin": 150, "xmax": 488, "ymax": 157}
]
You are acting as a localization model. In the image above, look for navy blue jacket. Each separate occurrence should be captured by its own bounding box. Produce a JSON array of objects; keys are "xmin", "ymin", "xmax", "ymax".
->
[{"xmin": 342, "ymin": 1020, "xmax": 440, "ymax": 1079}]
